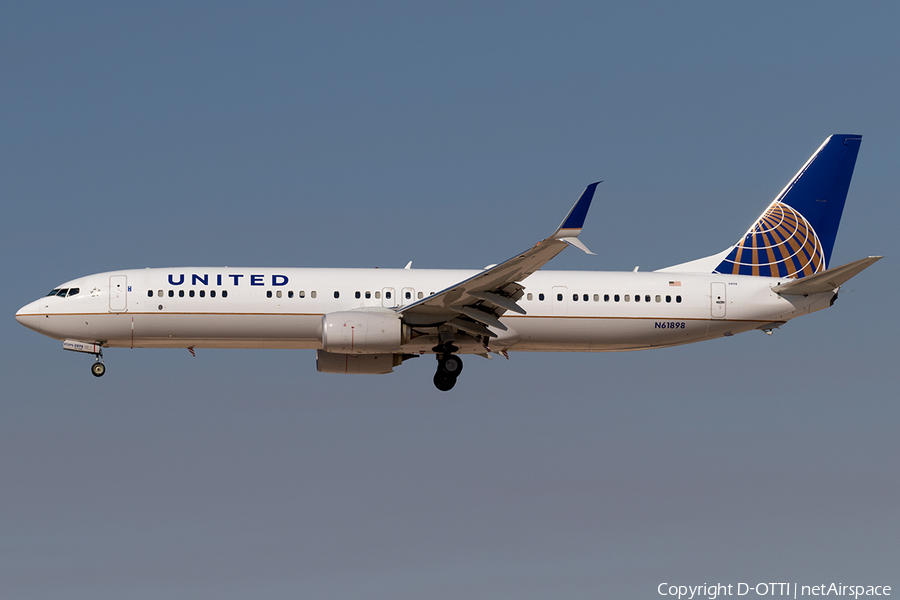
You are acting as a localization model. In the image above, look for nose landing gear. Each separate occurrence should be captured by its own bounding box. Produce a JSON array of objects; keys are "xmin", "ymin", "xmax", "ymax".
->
[
  {"xmin": 91, "ymin": 360, "xmax": 106, "ymax": 377},
  {"xmin": 62, "ymin": 340, "xmax": 107, "ymax": 377}
]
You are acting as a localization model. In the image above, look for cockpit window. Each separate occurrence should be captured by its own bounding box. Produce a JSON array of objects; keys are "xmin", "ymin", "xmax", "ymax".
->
[{"xmin": 46, "ymin": 288, "xmax": 79, "ymax": 298}]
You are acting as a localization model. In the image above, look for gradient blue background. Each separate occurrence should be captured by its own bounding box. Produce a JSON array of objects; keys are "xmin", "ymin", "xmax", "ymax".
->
[{"xmin": 2, "ymin": 2, "xmax": 898, "ymax": 598}]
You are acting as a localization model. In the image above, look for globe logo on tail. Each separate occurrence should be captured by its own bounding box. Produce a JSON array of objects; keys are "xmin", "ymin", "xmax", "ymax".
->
[{"xmin": 715, "ymin": 201, "xmax": 826, "ymax": 279}]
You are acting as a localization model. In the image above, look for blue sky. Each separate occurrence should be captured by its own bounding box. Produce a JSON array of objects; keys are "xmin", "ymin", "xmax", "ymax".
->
[{"xmin": 2, "ymin": 2, "xmax": 898, "ymax": 598}]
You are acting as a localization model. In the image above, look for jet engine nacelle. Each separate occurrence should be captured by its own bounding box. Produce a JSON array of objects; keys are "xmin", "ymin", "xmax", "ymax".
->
[{"xmin": 321, "ymin": 310, "xmax": 410, "ymax": 354}]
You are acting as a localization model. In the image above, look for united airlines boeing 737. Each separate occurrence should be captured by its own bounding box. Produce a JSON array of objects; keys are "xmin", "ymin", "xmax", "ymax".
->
[{"xmin": 16, "ymin": 135, "xmax": 880, "ymax": 390}]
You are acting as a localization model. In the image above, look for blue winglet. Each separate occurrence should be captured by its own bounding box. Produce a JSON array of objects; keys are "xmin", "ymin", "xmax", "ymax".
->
[{"xmin": 556, "ymin": 181, "xmax": 601, "ymax": 234}]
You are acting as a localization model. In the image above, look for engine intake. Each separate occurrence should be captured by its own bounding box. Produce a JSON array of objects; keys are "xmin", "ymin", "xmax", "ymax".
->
[{"xmin": 321, "ymin": 310, "xmax": 410, "ymax": 354}]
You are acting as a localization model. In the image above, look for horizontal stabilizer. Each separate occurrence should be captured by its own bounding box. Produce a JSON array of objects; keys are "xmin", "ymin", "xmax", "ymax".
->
[{"xmin": 772, "ymin": 256, "xmax": 882, "ymax": 295}]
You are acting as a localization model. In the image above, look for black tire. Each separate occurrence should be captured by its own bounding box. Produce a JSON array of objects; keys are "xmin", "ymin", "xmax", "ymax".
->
[
  {"xmin": 439, "ymin": 355, "xmax": 463, "ymax": 376},
  {"xmin": 91, "ymin": 362, "xmax": 106, "ymax": 377},
  {"xmin": 433, "ymin": 372, "xmax": 457, "ymax": 391}
]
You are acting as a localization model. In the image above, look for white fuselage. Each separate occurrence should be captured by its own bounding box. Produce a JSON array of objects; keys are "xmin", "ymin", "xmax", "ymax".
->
[{"xmin": 15, "ymin": 267, "xmax": 833, "ymax": 354}]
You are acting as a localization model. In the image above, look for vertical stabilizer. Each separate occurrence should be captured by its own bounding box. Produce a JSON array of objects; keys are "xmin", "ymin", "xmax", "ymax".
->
[{"xmin": 713, "ymin": 135, "xmax": 862, "ymax": 278}]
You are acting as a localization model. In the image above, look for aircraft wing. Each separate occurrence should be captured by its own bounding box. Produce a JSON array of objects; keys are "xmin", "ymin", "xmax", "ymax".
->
[
  {"xmin": 772, "ymin": 256, "xmax": 882, "ymax": 295},
  {"xmin": 398, "ymin": 183, "xmax": 600, "ymax": 335}
]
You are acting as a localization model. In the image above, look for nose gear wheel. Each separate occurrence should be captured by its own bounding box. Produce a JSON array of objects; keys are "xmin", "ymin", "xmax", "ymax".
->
[{"xmin": 91, "ymin": 361, "xmax": 106, "ymax": 377}]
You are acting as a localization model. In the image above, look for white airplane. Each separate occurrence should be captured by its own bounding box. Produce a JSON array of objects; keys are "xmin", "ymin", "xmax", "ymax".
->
[{"xmin": 16, "ymin": 135, "xmax": 880, "ymax": 391}]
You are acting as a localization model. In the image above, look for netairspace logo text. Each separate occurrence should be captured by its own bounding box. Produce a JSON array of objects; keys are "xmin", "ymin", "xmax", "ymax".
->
[{"xmin": 658, "ymin": 583, "xmax": 891, "ymax": 600}]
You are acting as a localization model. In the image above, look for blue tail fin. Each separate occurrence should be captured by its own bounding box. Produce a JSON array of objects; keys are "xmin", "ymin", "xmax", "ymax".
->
[{"xmin": 714, "ymin": 135, "xmax": 862, "ymax": 278}]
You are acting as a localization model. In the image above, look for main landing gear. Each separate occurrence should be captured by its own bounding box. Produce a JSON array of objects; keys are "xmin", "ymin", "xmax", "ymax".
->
[{"xmin": 433, "ymin": 349, "xmax": 463, "ymax": 392}]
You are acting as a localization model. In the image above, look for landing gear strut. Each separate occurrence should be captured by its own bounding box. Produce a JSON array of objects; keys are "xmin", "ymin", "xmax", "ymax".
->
[
  {"xmin": 90, "ymin": 348, "xmax": 105, "ymax": 377},
  {"xmin": 433, "ymin": 351, "xmax": 463, "ymax": 391}
]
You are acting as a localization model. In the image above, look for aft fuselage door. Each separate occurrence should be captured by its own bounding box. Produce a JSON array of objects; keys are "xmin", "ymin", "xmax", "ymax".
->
[
  {"xmin": 400, "ymin": 287, "xmax": 415, "ymax": 306},
  {"xmin": 710, "ymin": 282, "xmax": 726, "ymax": 319},
  {"xmin": 109, "ymin": 275, "xmax": 127, "ymax": 312}
]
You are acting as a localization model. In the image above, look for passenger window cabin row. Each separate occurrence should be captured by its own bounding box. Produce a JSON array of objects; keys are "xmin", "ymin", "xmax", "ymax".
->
[
  {"xmin": 149, "ymin": 289, "xmax": 230, "ymax": 298},
  {"xmin": 525, "ymin": 292, "xmax": 682, "ymax": 303},
  {"xmin": 145, "ymin": 289, "xmax": 439, "ymax": 300},
  {"xmin": 52, "ymin": 286, "xmax": 680, "ymax": 305}
]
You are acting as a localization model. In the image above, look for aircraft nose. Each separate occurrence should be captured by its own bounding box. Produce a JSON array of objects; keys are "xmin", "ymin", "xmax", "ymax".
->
[{"xmin": 15, "ymin": 299, "xmax": 42, "ymax": 333}]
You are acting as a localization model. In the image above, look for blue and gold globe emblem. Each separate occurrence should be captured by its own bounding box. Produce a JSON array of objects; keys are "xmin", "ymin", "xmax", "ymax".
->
[{"xmin": 715, "ymin": 202, "xmax": 826, "ymax": 278}]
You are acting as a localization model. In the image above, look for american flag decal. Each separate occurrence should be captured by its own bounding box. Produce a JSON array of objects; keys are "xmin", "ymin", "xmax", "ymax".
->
[{"xmin": 668, "ymin": 281, "xmax": 681, "ymax": 287}]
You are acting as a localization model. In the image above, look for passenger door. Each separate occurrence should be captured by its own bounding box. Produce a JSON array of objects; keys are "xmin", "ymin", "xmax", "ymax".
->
[{"xmin": 109, "ymin": 275, "xmax": 127, "ymax": 312}]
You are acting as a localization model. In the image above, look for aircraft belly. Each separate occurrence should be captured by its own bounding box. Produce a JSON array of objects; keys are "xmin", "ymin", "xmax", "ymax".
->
[
  {"xmin": 506, "ymin": 316, "xmax": 592, "ymax": 350},
  {"xmin": 43, "ymin": 312, "xmax": 323, "ymax": 349},
  {"xmin": 127, "ymin": 313, "xmax": 322, "ymax": 347},
  {"xmin": 400, "ymin": 335, "xmax": 492, "ymax": 355},
  {"xmin": 504, "ymin": 316, "xmax": 736, "ymax": 351},
  {"xmin": 110, "ymin": 338, "xmax": 321, "ymax": 350}
]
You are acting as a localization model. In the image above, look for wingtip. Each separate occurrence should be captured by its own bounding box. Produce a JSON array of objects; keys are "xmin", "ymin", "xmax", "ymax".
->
[{"xmin": 556, "ymin": 181, "xmax": 601, "ymax": 234}]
